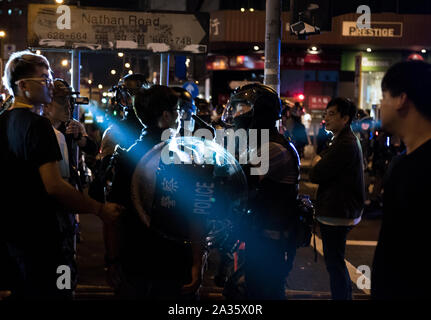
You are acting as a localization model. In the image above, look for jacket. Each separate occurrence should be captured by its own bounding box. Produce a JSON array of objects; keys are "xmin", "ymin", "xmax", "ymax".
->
[{"xmin": 309, "ymin": 126, "xmax": 365, "ymax": 219}]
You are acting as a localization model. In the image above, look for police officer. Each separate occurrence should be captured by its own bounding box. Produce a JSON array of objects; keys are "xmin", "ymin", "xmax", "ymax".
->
[
  {"xmin": 90, "ymin": 74, "xmax": 150, "ymax": 202},
  {"xmin": 99, "ymin": 73, "xmax": 150, "ymax": 160},
  {"xmin": 104, "ymin": 85, "xmax": 208, "ymax": 299},
  {"xmin": 222, "ymin": 83, "xmax": 300, "ymax": 299}
]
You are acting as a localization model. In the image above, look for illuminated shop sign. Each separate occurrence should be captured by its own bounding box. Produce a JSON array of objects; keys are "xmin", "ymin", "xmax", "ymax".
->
[{"xmin": 342, "ymin": 21, "xmax": 402, "ymax": 38}]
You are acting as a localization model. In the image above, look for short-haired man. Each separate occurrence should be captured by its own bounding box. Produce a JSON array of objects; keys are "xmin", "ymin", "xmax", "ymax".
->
[
  {"xmin": 371, "ymin": 61, "xmax": 431, "ymax": 299},
  {"xmin": 310, "ymin": 97, "xmax": 365, "ymax": 300},
  {"xmin": 0, "ymin": 50, "xmax": 122, "ymax": 299}
]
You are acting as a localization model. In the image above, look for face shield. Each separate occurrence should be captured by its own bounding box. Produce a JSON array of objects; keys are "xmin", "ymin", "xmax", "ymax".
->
[{"xmin": 221, "ymin": 100, "xmax": 253, "ymax": 126}]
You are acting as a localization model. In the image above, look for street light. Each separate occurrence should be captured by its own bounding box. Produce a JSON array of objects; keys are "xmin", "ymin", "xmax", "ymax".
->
[
  {"xmin": 61, "ymin": 59, "xmax": 68, "ymax": 67},
  {"xmin": 111, "ymin": 69, "xmax": 116, "ymax": 75},
  {"xmin": 0, "ymin": 31, "xmax": 6, "ymax": 38},
  {"xmin": 128, "ymin": 70, "xmax": 133, "ymax": 75},
  {"xmin": 98, "ymin": 84, "xmax": 103, "ymax": 89},
  {"xmin": 88, "ymin": 79, "xmax": 92, "ymax": 85},
  {"xmin": 125, "ymin": 62, "xmax": 131, "ymax": 68},
  {"xmin": 118, "ymin": 52, "xmax": 124, "ymax": 58},
  {"xmin": 55, "ymin": 0, "xmax": 64, "ymax": 4}
]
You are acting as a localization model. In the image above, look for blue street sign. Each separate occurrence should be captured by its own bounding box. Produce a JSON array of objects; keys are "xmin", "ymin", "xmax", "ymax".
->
[{"xmin": 182, "ymin": 81, "xmax": 199, "ymax": 98}]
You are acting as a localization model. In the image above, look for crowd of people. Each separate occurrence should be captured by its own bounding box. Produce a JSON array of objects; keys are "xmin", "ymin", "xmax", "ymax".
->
[{"xmin": 0, "ymin": 50, "xmax": 430, "ymax": 301}]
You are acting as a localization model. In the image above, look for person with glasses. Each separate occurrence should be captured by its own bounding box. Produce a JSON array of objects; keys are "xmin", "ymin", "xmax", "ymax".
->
[
  {"xmin": 309, "ymin": 97, "xmax": 365, "ymax": 300},
  {"xmin": 0, "ymin": 50, "xmax": 123, "ymax": 299}
]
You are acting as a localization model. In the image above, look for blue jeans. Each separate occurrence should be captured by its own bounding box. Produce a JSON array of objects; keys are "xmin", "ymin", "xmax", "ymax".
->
[{"xmin": 319, "ymin": 223, "xmax": 353, "ymax": 300}]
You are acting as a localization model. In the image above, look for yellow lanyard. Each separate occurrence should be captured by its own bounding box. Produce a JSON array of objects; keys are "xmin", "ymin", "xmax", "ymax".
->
[{"xmin": 10, "ymin": 101, "xmax": 33, "ymax": 109}]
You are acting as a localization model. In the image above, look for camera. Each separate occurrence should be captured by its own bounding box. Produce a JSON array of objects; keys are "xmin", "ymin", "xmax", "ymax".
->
[{"xmin": 72, "ymin": 96, "xmax": 89, "ymax": 105}]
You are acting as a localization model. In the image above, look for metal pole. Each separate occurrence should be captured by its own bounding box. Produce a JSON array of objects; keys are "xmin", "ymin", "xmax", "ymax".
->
[
  {"xmin": 264, "ymin": 0, "xmax": 281, "ymax": 95},
  {"xmin": 71, "ymin": 49, "xmax": 81, "ymax": 120},
  {"xmin": 160, "ymin": 53, "xmax": 169, "ymax": 85}
]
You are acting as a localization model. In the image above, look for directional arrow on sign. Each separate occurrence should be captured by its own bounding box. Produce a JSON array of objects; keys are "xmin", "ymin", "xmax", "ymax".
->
[{"xmin": 172, "ymin": 14, "xmax": 207, "ymax": 45}]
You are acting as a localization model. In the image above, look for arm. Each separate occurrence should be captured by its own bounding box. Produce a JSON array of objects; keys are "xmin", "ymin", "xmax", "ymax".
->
[
  {"xmin": 309, "ymin": 141, "xmax": 356, "ymax": 184},
  {"xmin": 181, "ymin": 217, "xmax": 207, "ymax": 295},
  {"xmin": 39, "ymin": 161, "xmax": 122, "ymax": 223},
  {"xmin": 65, "ymin": 120, "xmax": 98, "ymax": 154}
]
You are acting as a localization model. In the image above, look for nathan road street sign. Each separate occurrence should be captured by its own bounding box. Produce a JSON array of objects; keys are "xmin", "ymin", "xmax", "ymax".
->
[{"xmin": 27, "ymin": 4, "xmax": 209, "ymax": 54}]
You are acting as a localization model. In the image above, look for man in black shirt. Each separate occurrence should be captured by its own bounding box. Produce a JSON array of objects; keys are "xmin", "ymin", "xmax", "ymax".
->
[
  {"xmin": 309, "ymin": 98, "xmax": 365, "ymax": 300},
  {"xmin": 371, "ymin": 61, "xmax": 431, "ymax": 299},
  {"xmin": 0, "ymin": 50, "xmax": 122, "ymax": 299}
]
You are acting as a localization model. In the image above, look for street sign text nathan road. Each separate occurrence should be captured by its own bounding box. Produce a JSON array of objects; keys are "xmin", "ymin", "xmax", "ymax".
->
[{"xmin": 27, "ymin": 4, "xmax": 209, "ymax": 53}]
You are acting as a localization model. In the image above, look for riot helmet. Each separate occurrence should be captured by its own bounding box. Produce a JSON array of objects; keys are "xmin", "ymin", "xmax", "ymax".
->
[
  {"xmin": 222, "ymin": 83, "xmax": 282, "ymax": 129},
  {"xmin": 171, "ymin": 86, "xmax": 196, "ymax": 133},
  {"xmin": 119, "ymin": 73, "xmax": 151, "ymax": 97}
]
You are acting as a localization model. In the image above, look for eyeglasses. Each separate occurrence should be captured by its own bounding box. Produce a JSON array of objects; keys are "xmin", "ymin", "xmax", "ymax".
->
[{"xmin": 15, "ymin": 77, "xmax": 54, "ymax": 86}]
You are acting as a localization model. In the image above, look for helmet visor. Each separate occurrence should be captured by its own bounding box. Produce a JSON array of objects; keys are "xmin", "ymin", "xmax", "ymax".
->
[{"xmin": 221, "ymin": 100, "xmax": 252, "ymax": 125}]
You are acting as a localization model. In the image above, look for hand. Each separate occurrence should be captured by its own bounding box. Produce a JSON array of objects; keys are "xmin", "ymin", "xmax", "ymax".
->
[
  {"xmin": 181, "ymin": 264, "xmax": 202, "ymax": 296},
  {"xmin": 66, "ymin": 119, "xmax": 86, "ymax": 139},
  {"xmin": 311, "ymin": 155, "xmax": 322, "ymax": 167},
  {"xmin": 98, "ymin": 202, "xmax": 124, "ymax": 224}
]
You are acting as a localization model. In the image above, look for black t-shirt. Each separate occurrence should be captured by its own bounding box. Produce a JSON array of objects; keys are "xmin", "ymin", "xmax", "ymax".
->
[
  {"xmin": 372, "ymin": 138, "xmax": 431, "ymax": 299},
  {"xmin": 0, "ymin": 109, "xmax": 63, "ymax": 252}
]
